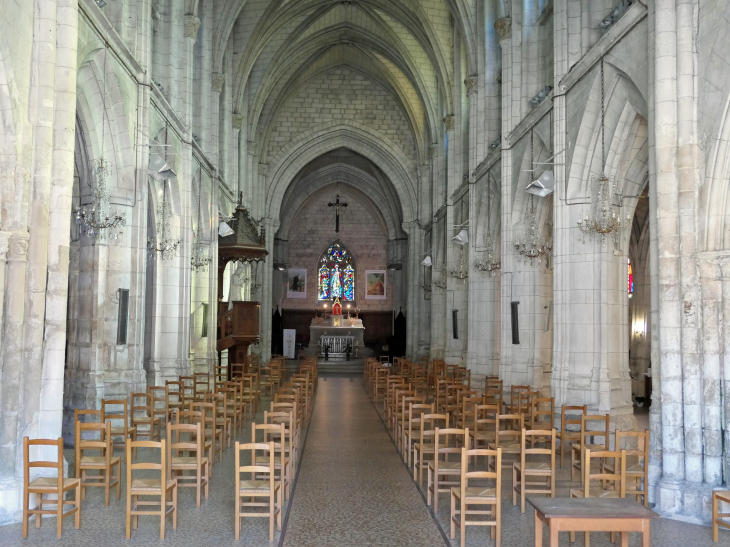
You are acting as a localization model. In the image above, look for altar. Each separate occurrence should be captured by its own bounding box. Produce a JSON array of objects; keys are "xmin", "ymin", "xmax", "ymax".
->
[{"xmin": 309, "ymin": 299, "xmax": 365, "ymax": 358}]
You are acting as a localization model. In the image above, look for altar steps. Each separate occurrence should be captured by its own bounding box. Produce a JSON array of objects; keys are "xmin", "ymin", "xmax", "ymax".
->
[{"xmin": 285, "ymin": 358, "xmax": 364, "ymax": 375}]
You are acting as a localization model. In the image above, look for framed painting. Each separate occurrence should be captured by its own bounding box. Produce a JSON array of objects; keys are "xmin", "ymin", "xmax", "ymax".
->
[
  {"xmin": 365, "ymin": 270, "xmax": 386, "ymax": 300},
  {"xmin": 287, "ymin": 268, "xmax": 307, "ymax": 299}
]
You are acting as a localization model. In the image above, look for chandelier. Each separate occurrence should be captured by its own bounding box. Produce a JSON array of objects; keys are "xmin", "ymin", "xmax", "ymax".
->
[
  {"xmin": 147, "ymin": 179, "xmax": 180, "ymax": 261},
  {"xmin": 433, "ymin": 270, "xmax": 447, "ymax": 291},
  {"xmin": 75, "ymin": 46, "xmax": 126, "ymax": 240},
  {"xmin": 475, "ymin": 172, "xmax": 501, "ymax": 276},
  {"xmin": 450, "ymin": 247, "xmax": 469, "ymax": 283},
  {"xmin": 577, "ymin": 58, "xmax": 626, "ymax": 247},
  {"xmin": 514, "ymin": 196, "xmax": 552, "ymax": 266},
  {"xmin": 191, "ymin": 163, "xmax": 212, "ymax": 271}
]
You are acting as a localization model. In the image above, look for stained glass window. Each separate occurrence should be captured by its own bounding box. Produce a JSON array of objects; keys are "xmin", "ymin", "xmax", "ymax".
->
[
  {"xmin": 343, "ymin": 264, "xmax": 354, "ymax": 301},
  {"xmin": 331, "ymin": 264, "xmax": 342, "ymax": 298},
  {"xmin": 318, "ymin": 243, "xmax": 355, "ymax": 301},
  {"xmin": 628, "ymin": 258, "xmax": 634, "ymax": 298},
  {"xmin": 318, "ymin": 264, "xmax": 330, "ymax": 300}
]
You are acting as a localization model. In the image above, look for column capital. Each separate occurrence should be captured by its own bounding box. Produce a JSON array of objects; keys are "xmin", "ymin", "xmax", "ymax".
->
[
  {"xmin": 211, "ymin": 72, "xmax": 225, "ymax": 93},
  {"xmin": 7, "ymin": 233, "xmax": 29, "ymax": 262},
  {"xmin": 495, "ymin": 17, "xmax": 512, "ymax": 42},
  {"xmin": 443, "ymin": 115, "xmax": 455, "ymax": 131},
  {"xmin": 464, "ymin": 75, "xmax": 478, "ymax": 96},
  {"xmin": 232, "ymin": 113, "xmax": 244, "ymax": 130},
  {"xmin": 184, "ymin": 15, "xmax": 201, "ymax": 40}
]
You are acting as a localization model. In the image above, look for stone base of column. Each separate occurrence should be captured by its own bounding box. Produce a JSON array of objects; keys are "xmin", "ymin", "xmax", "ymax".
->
[
  {"xmin": 656, "ymin": 479, "xmax": 715, "ymax": 525},
  {"xmin": 0, "ymin": 478, "xmax": 22, "ymax": 525}
]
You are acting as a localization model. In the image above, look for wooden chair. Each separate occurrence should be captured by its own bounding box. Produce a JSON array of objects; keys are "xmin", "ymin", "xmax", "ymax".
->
[
  {"xmin": 22, "ymin": 437, "xmax": 81, "ymax": 538},
  {"xmin": 513, "ymin": 429, "xmax": 556, "ymax": 513},
  {"xmin": 603, "ymin": 428, "xmax": 649, "ymax": 505},
  {"xmin": 205, "ymin": 391, "xmax": 232, "ymax": 449},
  {"xmin": 252, "ymin": 422, "xmax": 291, "ymax": 499},
  {"xmin": 74, "ymin": 408, "xmax": 101, "ymax": 423},
  {"xmin": 167, "ymin": 421, "xmax": 209, "ymax": 507},
  {"xmin": 194, "ymin": 372, "xmax": 210, "ymax": 400},
  {"xmin": 190, "ymin": 401, "xmax": 224, "ymax": 464},
  {"xmin": 180, "ymin": 375, "xmax": 196, "ymax": 405},
  {"xmin": 530, "ymin": 397, "xmax": 555, "ymax": 431},
  {"xmin": 101, "ymin": 399, "xmax": 138, "ymax": 461},
  {"xmin": 572, "ymin": 413, "xmax": 610, "ymax": 482},
  {"xmin": 75, "ymin": 420, "xmax": 121, "ymax": 505},
  {"xmin": 176, "ymin": 410, "xmax": 214, "ymax": 475},
  {"xmin": 713, "ymin": 490, "xmax": 730, "ymax": 542},
  {"xmin": 148, "ymin": 386, "xmax": 172, "ymax": 425},
  {"xmin": 401, "ymin": 402, "xmax": 434, "ymax": 466},
  {"xmin": 508, "ymin": 385, "xmax": 530, "ymax": 413},
  {"xmin": 489, "ymin": 413, "xmax": 524, "ymax": 473},
  {"xmin": 450, "ymin": 447, "xmax": 502, "ymax": 547},
  {"xmin": 165, "ymin": 381, "xmax": 184, "ymax": 420},
  {"xmin": 265, "ymin": 409, "xmax": 297, "ymax": 472},
  {"xmin": 569, "ymin": 448, "xmax": 626, "ymax": 547},
  {"xmin": 395, "ymin": 394, "xmax": 423, "ymax": 451},
  {"xmin": 413, "ymin": 413, "xmax": 449, "ymax": 485},
  {"xmin": 557, "ymin": 404, "xmax": 587, "ymax": 468},
  {"xmin": 125, "ymin": 439, "xmax": 178, "ymax": 539},
  {"xmin": 470, "ymin": 404, "xmax": 498, "ymax": 450},
  {"xmin": 235, "ymin": 441, "xmax": 282, "ymax": 541},
  {"xmin": 131, "ymin": 392, "xmax": 162, "ymax": 442},
  {"xmin": 427, "ymin": 427, "xmax": 469, "ymax": 512},
  {"xmin": 373, "ymin": 367, "xmax": 389, "ymax": 403},
  {"xmin": 219, "ymin": 384, "xmax": 244, "ymax": 437}
]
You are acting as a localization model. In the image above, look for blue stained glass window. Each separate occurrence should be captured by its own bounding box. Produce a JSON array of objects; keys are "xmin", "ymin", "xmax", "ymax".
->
[
  {"xmin": 343, "ymin": 264, "xmax": 354, "ymax": 301},
  {"xmin": 318, "ymin": 264, "xmax": 330, "ymax": 300},
  {"xmin": 331, "ymin": 264, "xmax": 342, "ymax": 298},
  {"xmin": 318, "ymin": 243, "xmax": 355, "ymax": 301}
]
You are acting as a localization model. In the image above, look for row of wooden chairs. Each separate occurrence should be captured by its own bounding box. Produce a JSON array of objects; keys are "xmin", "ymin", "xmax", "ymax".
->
[{"xmin": 22, "ymin": 358, "xmax": 318, "ymax": 540}]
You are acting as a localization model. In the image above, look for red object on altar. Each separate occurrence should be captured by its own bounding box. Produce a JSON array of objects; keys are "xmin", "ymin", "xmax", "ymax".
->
[{"xmin": 332, "ymin": 297, "xmax": 342, "ymax": 316}]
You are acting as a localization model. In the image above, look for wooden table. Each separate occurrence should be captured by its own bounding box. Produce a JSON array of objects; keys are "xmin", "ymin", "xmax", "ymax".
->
[{"xmin": 527, "ymin": 497, "xmax": 660, "ymax": 547}]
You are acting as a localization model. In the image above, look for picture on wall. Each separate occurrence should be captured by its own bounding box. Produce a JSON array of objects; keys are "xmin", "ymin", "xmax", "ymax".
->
[
  {"xmin": 287, "ymin": 268, "xmax": 307, "ymax": 299},
  {"xmin": 365, "ymin": 270, "xmax": 387, "ymax": 300}
]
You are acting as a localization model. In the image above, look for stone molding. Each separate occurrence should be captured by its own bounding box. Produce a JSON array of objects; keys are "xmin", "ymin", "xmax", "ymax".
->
[
  {"xmin": 232, "ymin": 113, "xmax": 244, "ymax": 130},
  {"xmin": 211, "ymin": 72, "xmax": 225, "ymax": 93},
  {"xmin": 443, "ymin": 115, "xmax": 455, "ymax": 131},
  {"xmin": 184, "ymin": 15, "xmax": 201, "ymax": 40},
  {"xmin": 464, "ymin": 75, "xmax": 478, "ymax": 95},
  {"xmin": 495, "ymin": 17, "xmax": 512, "ymax": 42},
  {"xmin": 0, "ymin": 232, "xmax": 10, "ymax": 261}
]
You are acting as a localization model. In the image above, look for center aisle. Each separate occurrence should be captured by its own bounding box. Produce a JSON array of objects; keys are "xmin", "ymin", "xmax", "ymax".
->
[{"xmin": 282, "ymin": 376, "xmax": 447, "ymax": 547}]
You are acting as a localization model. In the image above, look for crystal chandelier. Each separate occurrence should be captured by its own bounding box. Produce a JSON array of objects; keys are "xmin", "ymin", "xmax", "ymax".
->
[
  {"xmin": 191, "ymin": 164, "xmax": 212, "ymax": 271},
  {"xmin": 475, "ymin": 172, "xmax": 501, "ymax": 276},
  {"xmin": 577, "ymin": 58, "xmax": 626, "ymax": 247},
  {"xmin": 514, "ymin": 196, "xmax": 552, "ymax": 266},
  {"xmin": 75, "ymin": 46, "xmax": 126, "ymax": 240},
  {"xmin": 147, "ymin": 179, "xmax": 180, "ymax": 261},
  {"xmin": 450, "ymin": 247, "xmax": 469, "ymax": 283}
]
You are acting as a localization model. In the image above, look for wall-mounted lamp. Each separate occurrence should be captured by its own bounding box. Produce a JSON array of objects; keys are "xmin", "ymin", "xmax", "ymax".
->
[
  {"xmin": 452, "ymin": 229, "xmax": 469, "ymax": 246},
  {"xmin": 219, "ymin": 222, "xmax": 234, "ymax": 237},
  {"xmin": 525, "ymin": 170, "xmax": 555, "ymax": 197}
]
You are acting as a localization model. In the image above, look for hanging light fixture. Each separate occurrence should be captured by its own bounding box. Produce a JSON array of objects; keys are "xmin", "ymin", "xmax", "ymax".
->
[
  {"xmin": 475, "ymin": 171, "xmax": 501, "ymax": 276},
  {"xmin": 147, "ymin": 127, "xmax": 180, "ymax": 261},
  {"xmin": 578, "ymin": 58, "xmax": 627, "ymax": 247},
  {"xmin": 450, "ymin": 246, "xmax": 469, "ymax": 283},
  {"xmin": 514, "ymin": 195, "xmax": 552, "ymax": 266},
  {"xmin": 514, "ymin": 130, "xmax": 552, "ymax": 266},
  {"xmin": 191, "ymin": 163, "xmax": 212, "ymax": 271},
  {"xmin": 75, "ymin": 44, "xmax": 126, "ymax": 240}
]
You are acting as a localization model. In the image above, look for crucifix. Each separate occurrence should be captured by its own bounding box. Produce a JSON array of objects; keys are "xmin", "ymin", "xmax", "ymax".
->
[{"xmin": 327, "ymin": 194, "xmax": 348, "ymax": 233}]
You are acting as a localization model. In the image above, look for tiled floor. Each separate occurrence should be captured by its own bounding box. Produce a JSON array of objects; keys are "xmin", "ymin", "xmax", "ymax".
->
[{"xmin": 1, "ymin": 376, "xmax": 726, "ymax": 546}]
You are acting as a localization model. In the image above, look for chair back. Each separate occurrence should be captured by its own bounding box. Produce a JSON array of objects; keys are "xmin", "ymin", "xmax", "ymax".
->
[
  {"xmin": 166, "ymin": 422, "xmax": 203, "ymax": 472},
  {"xmin": 615, "ymin": 428, "xmax": 649, "ymax": 504},
  {"xmin": 531, "ymin": 397, "xmax": 554, "ymax": 428},
  {"xmin": 23, "ymin": 437, "xmax": 64, "ymax": 490},
  {"xmin": 236, "ymin": 441, "xmax": 275, "ymax": 484},
  {"xmin": 583, "ymin": 448, "xmax": 626, "ymax": 497},
  {"xmin": 148, "ymin": 386, "xmax": 168, "ymax": 421},
  {"xmin": 179, "ymin": 376, "xmax": 195, "ymax": 404},
  {"xmin": 521, "ymin": 428, "xmax": 556, "ymax": 466},
  {"xmin": 126, "ymin": 439, "xmax": 167, "ymax": 489},
  {"xmin": 433, "ymin": 427, "xmax": 469, "ymax": 465},
  {"xmin": 176, "ymin": 409, "xmax": 204, "ymax": 426},
  {"xmin": 560, "ymin": 404, "xmax": 587, "ymax": 437},
  {"xmin": 580, "ymin": 414, "xmax": 610, "ymax": 448},
  {"xmin": 131, "ymin": 392, "xmax": 153, "ymax": 420},
  {"xmin": 494, "ymin": 414, "xmax": 524, "ymax": 447},
  {"xmin": 75, "ymin": 408, "xmax": 101, "ymax": 423},
  {"xmin": 460, "ymin": 446, "xmax": 502, "ymax": 493},
  {"xmin": 101, "ymin": 398, "xmax": 130, "ymax": 433}
]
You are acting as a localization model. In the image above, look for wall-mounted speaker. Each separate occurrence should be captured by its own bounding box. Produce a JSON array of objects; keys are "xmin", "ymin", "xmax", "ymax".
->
[
  {"xmin": 117, "ymin": 289, "xmax": 130, "ymax": 345},
  {"xmin": 452, "ymin": 309, "xmax": 459, "ymax": 339},
  {"xmin": 511, "ymin": 301, "xmax": 520, "ymax": 345}
]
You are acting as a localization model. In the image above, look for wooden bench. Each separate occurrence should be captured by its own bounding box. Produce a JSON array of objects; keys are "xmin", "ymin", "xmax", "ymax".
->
[{"xmin": 528, "ymin": 497, "xmax": 659, "ymax": 547}]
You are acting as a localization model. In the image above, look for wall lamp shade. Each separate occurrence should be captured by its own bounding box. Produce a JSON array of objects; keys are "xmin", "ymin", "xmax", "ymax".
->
[
  {"xmin": 525, "ymin": 170, "xmax": 554, "ymax": 197},
  {"xmin": 387, "ymin": 262, "xmax": 402, "ymax": 271},
  {"xmin": 95, "ymin": 0, "xmax": 107, "ymax": 7},
  {"xmin": 219, "ymin": 222, "xmax": 235, "ymax": 237},
  {"xmin": 273, "ymin": 262, "xmax": 287, "ymax": 271},
  {"xmin": 421, "ymin": 255, "xmax": 433, "ymax": 267},
  {"xmin": 148, "ymin": 153, "xmax": 177, "ymax": 182},
  {"xmin": 452, "ymin": 229, "xmax": 469, "ymax": 246}
]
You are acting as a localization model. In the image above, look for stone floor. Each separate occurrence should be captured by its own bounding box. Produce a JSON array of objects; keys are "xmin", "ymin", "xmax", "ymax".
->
[{"xmin": 1, "ymin": 375, "xmax": 726, "ymax": 546}]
